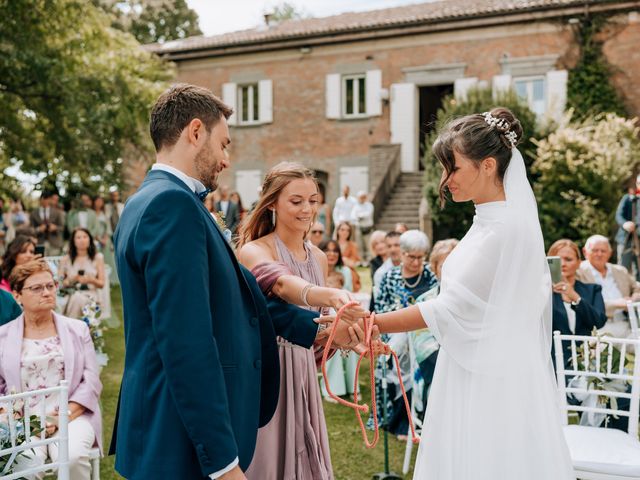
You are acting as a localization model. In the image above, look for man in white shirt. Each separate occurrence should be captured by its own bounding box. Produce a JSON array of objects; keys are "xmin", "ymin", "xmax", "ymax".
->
[
  {"xmin": 577, "ymin": 234, "xmax": 640, "ymax": 336},
  {"xmin": 332, "ymin": 185, "xmax": 357, "ymax": 235},
  {"xmin": 351, "ymin": 191, "xmax": 375, "ymax": 262}
]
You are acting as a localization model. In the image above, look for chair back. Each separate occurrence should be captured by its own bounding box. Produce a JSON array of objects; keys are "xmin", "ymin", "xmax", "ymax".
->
[
  {"xmin": 553, "ymin": 331, "xmax": 640, "ymax": 439},
  {"xmin": 627, "ymin": 301, "xmax": 640, "ymax": 337},
  {"xmin": 0, "ymin": 381, "xmax": 70, "ymax": 480}
]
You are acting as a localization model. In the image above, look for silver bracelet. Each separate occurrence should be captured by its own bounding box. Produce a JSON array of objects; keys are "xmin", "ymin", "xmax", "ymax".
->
[{"xmin": 301, "ymin": 284, "xmax": 314, "ymax": 307}]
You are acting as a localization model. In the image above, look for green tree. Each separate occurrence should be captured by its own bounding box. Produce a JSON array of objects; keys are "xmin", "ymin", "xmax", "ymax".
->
[
  {"xmin": 268, "ymin": 2, "xmax": 310, "ymax": 22},
  {"xmin": 567, "ymin": 15, "xmax": 627, "ymax": 121},
  {"xmin": 98, "ymin": 0, "xmax": 202, "ymax": 44},
  {"xmin": 0, "ymin": 0, "xmax": 172, "ymax": 193},
  {"xmin": 422, "ymin": 88, "xmax": 543, "ymax": 240},
  {"xmin": 533, "ymin": 113, "xmax": 640, "ymax": 246}
]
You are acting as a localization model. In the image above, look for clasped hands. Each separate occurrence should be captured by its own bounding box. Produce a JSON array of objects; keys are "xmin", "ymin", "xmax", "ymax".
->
[{"xmin": 314, "ymin": 291, "xmax": 386, "ymax": 356}]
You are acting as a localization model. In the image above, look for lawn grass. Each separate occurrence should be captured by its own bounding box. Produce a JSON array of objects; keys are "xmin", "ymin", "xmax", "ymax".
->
[{"xmin": 99, "ymin": 268, "xmax": 416, "ymax": 479}]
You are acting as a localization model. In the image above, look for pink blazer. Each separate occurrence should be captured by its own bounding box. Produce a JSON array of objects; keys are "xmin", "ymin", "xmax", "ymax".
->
[{"xmin": 0, "ymin": 313, "xmax": 103, "ymax": 452}]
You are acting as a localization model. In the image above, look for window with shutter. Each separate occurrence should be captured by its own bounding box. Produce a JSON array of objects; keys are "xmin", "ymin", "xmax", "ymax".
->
[{"xmin": 342, "ymin": 74, "xmax": 367, "ymax": 118}]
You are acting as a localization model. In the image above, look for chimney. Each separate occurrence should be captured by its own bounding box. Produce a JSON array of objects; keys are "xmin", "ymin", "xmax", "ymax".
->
[{"xmin": 264, "ymin": 12, "xmax": 274, "ymax": 27}]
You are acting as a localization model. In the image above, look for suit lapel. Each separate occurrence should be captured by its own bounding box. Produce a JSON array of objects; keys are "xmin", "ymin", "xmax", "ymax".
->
[
  {"xmin": 194, "ymin": 200, "xmax": 259, "ymax": 312},
  {"xmin": 143, "ymin": 169, "xmax": 260, "ymax": 314}
]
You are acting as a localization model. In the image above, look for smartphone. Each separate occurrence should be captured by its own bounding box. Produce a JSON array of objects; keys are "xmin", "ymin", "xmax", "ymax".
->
[
  {"xmin": 546, "ymin": 256, "xmax": 562, "ymax": 284},
  {"xmin": 34, "ymin": 245, "xmax": 46, "ymax": 257}
]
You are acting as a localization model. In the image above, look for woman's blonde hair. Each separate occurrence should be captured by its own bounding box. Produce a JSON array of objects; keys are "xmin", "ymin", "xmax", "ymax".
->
[
  {"xmin": 429, "ymin": 238, "xmax": 459, "ymax": 275},
  {"xmin": 368, "ymin": 230, "xmax": 387, "ymax": 256},
  {"xmin": 237, "ymin": 162, "xmax": 318, "ymax": 248},
  {"xmin": 547, "ymin": 239, "xmax": 581, "ymax": 260}
]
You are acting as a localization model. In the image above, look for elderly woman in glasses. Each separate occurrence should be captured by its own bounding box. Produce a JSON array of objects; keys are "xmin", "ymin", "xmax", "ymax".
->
[
  {"xmin": 0, "ymin": 259, "xmax": 102, "ymax": 480},
  {"xmin": 372, "ymin": 230, "xmax": 438, "ymax": 437}
]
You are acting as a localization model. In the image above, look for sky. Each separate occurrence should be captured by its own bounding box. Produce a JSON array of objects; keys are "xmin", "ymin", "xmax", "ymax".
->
[{"xmin": 186, "ymin": 0, "xmax": 430, "ymax": 36}]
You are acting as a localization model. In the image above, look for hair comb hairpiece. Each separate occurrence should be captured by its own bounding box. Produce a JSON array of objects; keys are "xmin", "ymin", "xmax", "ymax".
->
[{"xmin": 482, "ymin": 112, "xmax": 518, "ymax": 148}]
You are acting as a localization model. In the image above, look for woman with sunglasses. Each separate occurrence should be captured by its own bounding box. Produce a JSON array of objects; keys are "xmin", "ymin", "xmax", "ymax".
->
[{"xmin": 0, "ymin": 259, "xmax": 102, "ymax": 479}]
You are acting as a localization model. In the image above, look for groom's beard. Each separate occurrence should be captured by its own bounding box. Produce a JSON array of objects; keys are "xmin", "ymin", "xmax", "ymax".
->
[{"xmin": 194, "ymin": 142, "xmax": 220, "ymax": 192}]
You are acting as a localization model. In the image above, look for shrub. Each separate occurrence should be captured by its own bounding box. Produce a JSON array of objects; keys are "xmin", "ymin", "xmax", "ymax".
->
[{"xmin": 533, "ymin": 112, "xmax": 640, "ymax": 246}]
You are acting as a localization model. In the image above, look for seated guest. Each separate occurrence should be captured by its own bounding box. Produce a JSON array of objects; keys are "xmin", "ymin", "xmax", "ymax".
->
[
  {"xmin": 548, "ymin": 239, "xmax": 607, "ymax": 362},
  {"xmin": 375, "ymin": 230, "xmax": 438, "ymax": 437},
  {"xmin": 0, "ymin": 235, "xmax": 37, "ymax": 292},
  {"xmin": 0, "ymin": 259, "xmax": 102, "ymax": 479},
  {"xmin": 368, "ymin": 230, "xmax": 388, "ymax": 281},
  {"xmin": 577, "ymin": 234, "xmax": 640, "ymax": 337},
  {"xmin": 373, "ymin": 231, "xmax": 402, "ymax": 293},
  {"xmin": 375, "ymin": 230, "xmax": 438, "ymax": 313},
  {"xmin": 320, "ymin": 239, "xmax": 360, "ymax": 293},
  {"xmin": 59, "ymin": 228, "xmax": 105, "ymax": 318},
  {"xmin": 335, "ymin": 221, "xmax": 361, "ymax": 268},
  {"xmin": 0, "ymin": 288, "xmax": 21, "ymax": 326},
  {"xmin": 308, "ymin": 221, "xmax": 326, "ymax": 247}
]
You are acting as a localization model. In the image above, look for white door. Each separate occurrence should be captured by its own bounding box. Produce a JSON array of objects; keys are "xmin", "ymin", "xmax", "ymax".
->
[
  {"xmin": 339, "ymin": 166, "xmax": 369, "ymax": 196},
  {"xmin": 390, "ymin": 83, "xmax": 418, "ymax": 172},
  {"xmin": 235, "ymin": 169, "xmax": 263, "ymax": 207}
]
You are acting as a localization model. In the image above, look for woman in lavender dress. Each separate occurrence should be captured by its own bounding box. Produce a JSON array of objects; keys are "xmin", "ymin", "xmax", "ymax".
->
[{"xmin": 238, "ymin": 162, "xmax": 366, "ymax": 480}]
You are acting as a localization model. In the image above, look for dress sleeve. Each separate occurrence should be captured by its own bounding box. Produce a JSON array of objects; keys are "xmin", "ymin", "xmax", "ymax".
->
[
  {"xmin": 250, "ymin": 262, "xmax": 295, "ymax": 295},
  {"xmin": 417, "ymin": 227, "xmax": 503, "ymax": 371}
]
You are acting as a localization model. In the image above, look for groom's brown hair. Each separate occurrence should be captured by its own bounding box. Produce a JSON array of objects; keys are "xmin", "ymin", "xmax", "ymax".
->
[{"xmin": 150, "ymin": 83, "xmax": 233, "ymax": 152}]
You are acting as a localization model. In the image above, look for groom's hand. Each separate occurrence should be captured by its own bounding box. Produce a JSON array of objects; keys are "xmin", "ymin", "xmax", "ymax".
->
[
  {"xmin": 314, "ymin": 315, "xmax": 365, "ymax": 351},
  {"xmin": 218, "ymin": 466, "xmax": 246, "ymax": 479}
]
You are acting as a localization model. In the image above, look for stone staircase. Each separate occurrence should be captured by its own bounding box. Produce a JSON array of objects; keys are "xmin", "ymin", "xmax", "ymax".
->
[{"xmin": 374, "ymin": 172, "xmax": 424, "ymax": 232}]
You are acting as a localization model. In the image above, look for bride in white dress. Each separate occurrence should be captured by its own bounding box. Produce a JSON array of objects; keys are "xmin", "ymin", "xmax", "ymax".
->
[{"xmin": 372, "ymin": 108, "xmax": 574, "ymax": 479}]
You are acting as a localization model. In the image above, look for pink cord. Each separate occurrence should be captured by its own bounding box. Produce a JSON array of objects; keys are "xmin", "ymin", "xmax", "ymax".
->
[{"xmin": 320, "ymin": 302, "xmax": 419, "ymax": 448}]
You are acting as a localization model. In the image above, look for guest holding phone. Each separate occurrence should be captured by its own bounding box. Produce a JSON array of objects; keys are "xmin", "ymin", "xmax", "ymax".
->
[
  {"xmin": 59, "ymin": 228, "xmax": 105, "ymax": 318},
  {"xmin": 547, "ymin": 239, "xmax": 606, "ymax": 367}
]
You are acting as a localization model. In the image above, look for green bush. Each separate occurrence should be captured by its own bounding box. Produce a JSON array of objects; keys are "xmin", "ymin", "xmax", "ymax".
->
[
  {"xmin": 422, "ymin": 87, "xmax": 544, "ymax": 240},
  {"xmin": 533, "ymin": 112, "xmax": 640, "ymax": 246}
]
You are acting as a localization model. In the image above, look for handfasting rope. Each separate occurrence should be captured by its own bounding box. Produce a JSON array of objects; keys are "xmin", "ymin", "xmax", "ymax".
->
[{"xmin": 320, "ymin": 301, "xmax": 420, "ymax": 448}]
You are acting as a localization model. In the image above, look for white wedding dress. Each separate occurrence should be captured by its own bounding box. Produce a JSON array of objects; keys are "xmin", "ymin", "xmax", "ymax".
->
[{"xmin": 413, "ymin": 149, "xmax": 574, "ymax": 479}]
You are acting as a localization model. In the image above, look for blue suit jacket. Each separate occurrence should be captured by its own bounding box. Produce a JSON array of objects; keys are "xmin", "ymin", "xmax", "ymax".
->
[
  {"xmin": 551, "ymin": 280, "xmax": 607, "ymax": 367},
  {"xmin": 110, "ymin": 170, "xmax": 319, "ymax": 479}
]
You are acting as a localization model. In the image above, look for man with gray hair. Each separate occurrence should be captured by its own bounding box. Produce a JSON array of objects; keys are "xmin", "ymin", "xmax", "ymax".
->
[{"xmin": 577, "ymin": 234, "xmax": 640, "ymax": 336}]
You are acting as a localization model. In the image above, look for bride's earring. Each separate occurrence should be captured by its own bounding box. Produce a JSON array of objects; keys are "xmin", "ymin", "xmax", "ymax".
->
[{"xmin": 272, "ymin": 209, "xmax": 276, "ymax": 226}]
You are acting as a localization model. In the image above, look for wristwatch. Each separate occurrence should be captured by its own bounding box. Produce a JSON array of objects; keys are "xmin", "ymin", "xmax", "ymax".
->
[{"xmin": 571, "ymin": 297, "xmax": 581, "ymax": 307}]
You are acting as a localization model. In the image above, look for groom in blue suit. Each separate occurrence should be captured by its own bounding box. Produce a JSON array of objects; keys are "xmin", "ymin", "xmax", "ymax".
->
[{"xmin": 110, "ymin": 84, "xmax": 357, "ymax": 479}]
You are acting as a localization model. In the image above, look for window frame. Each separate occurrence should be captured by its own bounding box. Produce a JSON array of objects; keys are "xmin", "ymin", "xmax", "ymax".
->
[
  {"xmin": 237, "ymin": 83, "xmax": 260, "ymax": 125},
  {"xmin": 513, "ymin": 75, "xmax": 546, "ymax": 118},
  {"xmin": 341, "ymin": 73, "xmax": 367, "ymax": 119}
]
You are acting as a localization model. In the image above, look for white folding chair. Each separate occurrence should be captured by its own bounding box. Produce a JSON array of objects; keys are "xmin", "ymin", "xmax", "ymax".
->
[
  {"xmin": 626, "ymin": 302, "xmax": 640, "ymax": 338},
  {"xmin": 553, "ymin": 332, "xmax": 640, "ymax": 480},
  {"xmin": 0, "ymin": 381, "xmax": 70, "ymax": 480}
]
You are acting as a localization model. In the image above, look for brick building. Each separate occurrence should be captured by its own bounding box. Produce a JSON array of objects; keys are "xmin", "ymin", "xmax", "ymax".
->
[{"xmin": 145, "ymin": 0, "xmax": 640, "ymax": 229}]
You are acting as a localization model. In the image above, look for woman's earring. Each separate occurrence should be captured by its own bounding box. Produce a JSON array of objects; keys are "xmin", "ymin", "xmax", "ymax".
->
[{"xmin": 272, "ymin": 209, "xmax": 276, "ymax": 226}]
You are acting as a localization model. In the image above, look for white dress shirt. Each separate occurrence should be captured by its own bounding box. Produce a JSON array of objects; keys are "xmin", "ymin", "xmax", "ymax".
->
[
  {"xmin": 332, "ymin": 195, "xmax": 357, "ymax": 226},
  {"xmin": 584, "ymin": 261, "xmax": 626, "ymax": 321},
  {"xmin": 151, "ymin": 163, "xmax": 239, "ymax": 479},
  {"xmin": 351, "ymin": 201, "xmax": 374, "ymax": 228}
]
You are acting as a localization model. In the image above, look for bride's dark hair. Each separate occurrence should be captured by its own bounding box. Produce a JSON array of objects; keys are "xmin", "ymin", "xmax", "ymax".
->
[{"xmin": 433, "ymin": 107, "xmax": 523, "ymax": 206}]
